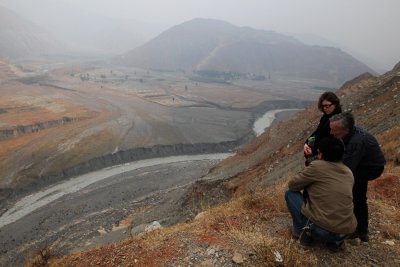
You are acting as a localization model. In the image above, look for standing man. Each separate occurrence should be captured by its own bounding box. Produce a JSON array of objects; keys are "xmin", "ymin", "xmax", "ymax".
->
[
  {"xmin": 285, "ymin": 137, "xmax": 357, "ymax": 251},
  {"xmin": 330, "ymin": 112, "xmax": 386, "ymax": 242}
]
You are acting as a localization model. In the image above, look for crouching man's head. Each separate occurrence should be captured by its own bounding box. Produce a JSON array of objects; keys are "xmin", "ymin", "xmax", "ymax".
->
[{"xmin": 318, "ymin": 137, "xmax": 345, "ymax": 162}]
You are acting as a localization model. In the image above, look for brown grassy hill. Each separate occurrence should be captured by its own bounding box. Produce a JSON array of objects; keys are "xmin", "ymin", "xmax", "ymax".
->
[
  {"xmin": 118, "ymin": 18, "xmax": 374, "ymax": 85},
  {"xmin": 37, "ymin": 63, "xmax": 400, "ymax": 266}
]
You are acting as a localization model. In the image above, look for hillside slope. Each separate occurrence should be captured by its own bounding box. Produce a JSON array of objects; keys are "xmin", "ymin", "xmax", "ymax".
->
[
  {"xmin": 118, "ymin": 18, "xmax": 374, "ymax": 85},
  {"xmin": 0, "ymin": 58, "xmax": 21, "ymax": 80},
  {"xmin": 0, "ymin": 0, "xmax": 156, "ymax": 55},
  {"xmin": 0, "ymin": 5, "xmax": 64, "ymax": 60},
  {"xmin": 39, "ymin": 62, "xmax": 400, "ymax": 266}
]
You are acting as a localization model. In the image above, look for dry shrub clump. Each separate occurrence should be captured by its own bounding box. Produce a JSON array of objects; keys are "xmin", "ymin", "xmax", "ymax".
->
[
  {"xmin": 242, "ymin": 181, "xmax": 288, "ymax": 215},
  {"xmin": 25, "ymin": 244, "xmax": 58, "ymax": 267}
]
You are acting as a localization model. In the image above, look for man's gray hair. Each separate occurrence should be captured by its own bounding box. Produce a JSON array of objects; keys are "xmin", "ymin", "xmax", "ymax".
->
[{"xmin": 330, "ymin": 112, "xmax": 355, "ymax": 131}]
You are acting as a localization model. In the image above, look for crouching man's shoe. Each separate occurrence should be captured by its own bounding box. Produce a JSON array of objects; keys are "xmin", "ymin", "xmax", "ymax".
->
[
  {"xmin": 326, "ymin": 241, "xmax": 345, "ymax": 252},
  {"xmin": 299, "ymin": 233, "xmax": 314, "ymax": 246},
  {"xmin": 348, "ymin": 232, "xmax": 369, "ymax": 243}
]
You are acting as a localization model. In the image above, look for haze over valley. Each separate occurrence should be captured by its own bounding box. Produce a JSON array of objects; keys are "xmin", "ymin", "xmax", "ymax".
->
[
  {"xmin": 0, "ymin": 1, "xmax": 399, "ymax": 266},
  {"xmin": 0, "ymin": 2, "xmax": 377, "ymax": 194}
]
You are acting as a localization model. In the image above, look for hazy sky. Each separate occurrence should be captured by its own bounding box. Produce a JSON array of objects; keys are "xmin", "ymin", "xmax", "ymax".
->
[
  {"xmin": 2, "ymin": 0, "xmax": 399, "ymax": 71},
  {"xmin": 62, "ymin": 0, "xmax": 400, "ymax": 71}
]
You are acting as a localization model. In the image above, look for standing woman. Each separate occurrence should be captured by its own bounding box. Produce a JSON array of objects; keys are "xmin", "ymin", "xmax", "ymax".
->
[{"xmin": 304, "ymin": 92, "xmax": 342, "ymax": 165}]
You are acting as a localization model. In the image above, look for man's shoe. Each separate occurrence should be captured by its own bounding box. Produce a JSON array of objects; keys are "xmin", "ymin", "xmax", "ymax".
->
[
  {"xmin": 347, "ymin": 232, "xmax": 369, "ymax": 242},
  {"xmin": 299, "ymin": 233, "xmax": 314, "ymax": 246},
  {"xmin": 326, "ymin": 241, "xmax": 345, "ymax": 252},
  {"xmin": 347, "ymin": 232, "xmax": 358, "ymax": 239},
  {"xmin": 289, "ymin": 228, "xmax": 301, "ymax": 240},
  {"xmin": 358, "ymin": 233, "xmax": 369, "ymax": 242},
  {"xmin": 291, "ymin": 233, "xmax": 300, "ymax": 240}
]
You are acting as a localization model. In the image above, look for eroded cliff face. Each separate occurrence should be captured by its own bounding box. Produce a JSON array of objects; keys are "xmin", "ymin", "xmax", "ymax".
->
[
  {"xmin": 37, "ymin": 133, "xmax": 254, "ymax": 188},
  {"xmin": 0, "ymin": 117, "xmax": 77, "ymax": 140},
  {"xmin": 0, "ymin": 131, "xmax": 255, "ymax": 211}
]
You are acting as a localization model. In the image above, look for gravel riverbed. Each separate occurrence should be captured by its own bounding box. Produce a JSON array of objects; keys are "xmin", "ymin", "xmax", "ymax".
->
[
  {"xmin": 0, "ymin": 156, "xmax": 227, "ymax": 266},
  {"xmin": 0, "ymin": 109, "xmax": 298, "ymax": 266}
]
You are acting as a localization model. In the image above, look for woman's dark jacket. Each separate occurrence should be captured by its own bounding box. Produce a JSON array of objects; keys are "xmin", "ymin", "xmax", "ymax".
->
[{"xmin": 306, "ymin": 107, "xmax": 342, "ymax": 156}]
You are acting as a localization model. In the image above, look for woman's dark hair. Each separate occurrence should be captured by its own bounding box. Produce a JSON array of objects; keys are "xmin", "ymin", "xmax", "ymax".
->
[
  {"xmin": 318, "ymin": 91, "xmax": 341, "ymax": 112},
  {"xmin": 318, "ymin": 137, "xmax": 345, "ymax": 162}
]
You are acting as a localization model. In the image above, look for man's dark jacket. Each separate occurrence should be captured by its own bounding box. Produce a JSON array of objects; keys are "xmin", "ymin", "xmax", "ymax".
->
[{"xmin": 342, "ymin": 126, "xmax": 386, "ymax": 172}]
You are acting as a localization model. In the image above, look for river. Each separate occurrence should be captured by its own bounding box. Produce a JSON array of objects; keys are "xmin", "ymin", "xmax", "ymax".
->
[
  {"xmin": 253, "ymin": 108, "xmax": 302, "ymax": 136},
  {"xmin": 0, "ymin": 109, "xmax": 298, "ymax": 229}
]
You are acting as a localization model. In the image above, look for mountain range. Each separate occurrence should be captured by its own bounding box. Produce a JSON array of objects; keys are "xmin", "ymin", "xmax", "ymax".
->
[
  {"xmin": 118, "ymin": 18, "xmax": 375, "ymax": 85},
  {"xmin": 0, "ymin": 1, "xmax": 158, "ymax": 56},
  {"xmin": 0, "ymin": 5, "xmax": 64, "ymax": 59},
  {"xmin": 0, "ymin": 4, "xmax": 375, "ymax": 86}
]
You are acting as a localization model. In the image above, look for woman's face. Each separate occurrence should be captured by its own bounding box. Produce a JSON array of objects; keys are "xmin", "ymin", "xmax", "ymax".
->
[{"xmin": 321, "ymin": 100, "xmax": 336, "ymax": 115}]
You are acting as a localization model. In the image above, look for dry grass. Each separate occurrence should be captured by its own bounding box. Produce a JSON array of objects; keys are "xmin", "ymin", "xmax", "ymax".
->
[
  {"xmin": 378, "ymin": 125, "xmax": 400, "ymax": 165},
  {"xmin": 217, "ymin": 182, "xmax": 318, "ymax": 266},
  {"xmin": 46, "ymin": 171, "xmax": 400, "ymax": 266},
  {"xmin": 25, "ymin": 244, "xmax": 59, "ymax": 267}
]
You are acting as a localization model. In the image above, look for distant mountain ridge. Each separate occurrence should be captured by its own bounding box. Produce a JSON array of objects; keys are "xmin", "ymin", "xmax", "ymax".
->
[
  {"xmin": 0, "ymin": 5, "xmax": 64, "ymax": 60},
  {"xmin": 118, "ymin": 18, "xmax": 374, "ymax": 85},
  {"xmin": 0, "ymin": 0, "xmax": 159, "ymax": 55}
]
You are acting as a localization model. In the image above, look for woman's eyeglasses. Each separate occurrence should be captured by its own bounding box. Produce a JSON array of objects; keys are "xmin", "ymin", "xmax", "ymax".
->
[{"xmin": 322, "ymin": 103, "xmax": 333, "ymax": 109}]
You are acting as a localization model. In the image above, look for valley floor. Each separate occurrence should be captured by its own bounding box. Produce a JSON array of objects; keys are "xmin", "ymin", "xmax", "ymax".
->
[{"xmin": 0, "ymin": 158, "xmax": 223, "ymax": 266}]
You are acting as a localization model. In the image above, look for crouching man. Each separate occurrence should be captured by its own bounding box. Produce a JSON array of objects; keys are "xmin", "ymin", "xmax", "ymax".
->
[{"xmin": 285, "ymin": 136, "xmax": 357, "ymax": 251}]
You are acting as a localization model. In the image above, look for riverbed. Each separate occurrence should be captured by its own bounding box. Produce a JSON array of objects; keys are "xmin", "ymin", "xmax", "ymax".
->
[
  {"xmin": 253, "ymin": 108, "xmax": 302, "ymax": 136},
  {"xmin": 1, "ymin": 109, "xmax": 299, "ymax": 228},
  {"xmin": 0, "ymin": 108, "xmax": 299, "ymax": 266},
  {"xmin": 0, "ymin": 154, "xmax": 232, "ymax": 228}
]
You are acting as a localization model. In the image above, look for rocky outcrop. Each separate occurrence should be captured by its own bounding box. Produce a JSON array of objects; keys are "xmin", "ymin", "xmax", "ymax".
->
[
  {"xmin": 393, "ymin": 61, "xmax": 400, "ymax": 72},
  {"xmin": 340, "ymin": 72, "xmax": 376, "ymax": 90}
]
